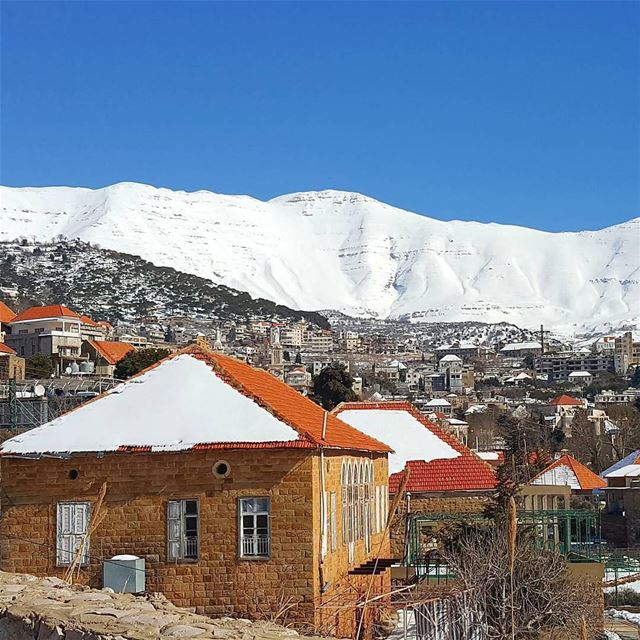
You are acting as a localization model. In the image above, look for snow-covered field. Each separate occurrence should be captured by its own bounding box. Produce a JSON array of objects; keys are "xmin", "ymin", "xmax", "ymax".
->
[{"xmin": 2, "ymin": 182, "xmax": 638, "ymax": 332}]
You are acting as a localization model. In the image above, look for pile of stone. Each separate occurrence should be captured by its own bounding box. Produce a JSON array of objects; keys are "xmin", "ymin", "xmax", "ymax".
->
[{"xmin": 0, "ymin": 572, "xmax": 330, "ymax": 640}]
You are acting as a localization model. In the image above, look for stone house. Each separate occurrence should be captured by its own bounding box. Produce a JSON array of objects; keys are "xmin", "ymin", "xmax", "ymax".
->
[
  {"xmin": 81, "ymin": 340, "xmax": 135, "ymax": 377},
  {"xmin": 333, "ymin": 402, "xmax": 496, "ymax": 558},
  {"xmin": 0, "ymin": 345, "xmax": 393, "ymax": 638},
  {"xmin": 0, "ymin": 342, "xmax": 25, "ymax": 380}
]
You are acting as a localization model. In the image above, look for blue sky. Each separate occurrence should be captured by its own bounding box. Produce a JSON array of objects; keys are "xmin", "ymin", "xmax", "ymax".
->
[{"xmin": 1, "ymin": 1, "xmax": 638, "ymax": 232}]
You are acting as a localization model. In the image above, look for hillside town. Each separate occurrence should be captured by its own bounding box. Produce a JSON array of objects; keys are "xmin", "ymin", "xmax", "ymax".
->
[{"xmin": 1, "ymin": 298, "xmax": 640, "ymax": 638}]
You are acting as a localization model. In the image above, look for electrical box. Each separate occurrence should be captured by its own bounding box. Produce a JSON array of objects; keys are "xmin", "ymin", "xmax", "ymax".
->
[{"xmin": 102, "ymin": 555, "xmax": 145, "ymax": 593}]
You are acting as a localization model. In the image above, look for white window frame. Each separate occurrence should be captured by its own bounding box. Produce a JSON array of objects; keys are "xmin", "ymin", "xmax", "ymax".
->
[
  {"xmin": 167, "ymin": 499, "xmax": 200, "ymax": 562},
  {"xmin": 330, "ymin": 491, "xmax": 337, "ymax": 552},
  {"xmin": 56, "ymin": 501, "xmax": 90, "ymax": 566},
  {"xmin": 239, "ymin": 497, "xmax": 271, "ymax": 558}
]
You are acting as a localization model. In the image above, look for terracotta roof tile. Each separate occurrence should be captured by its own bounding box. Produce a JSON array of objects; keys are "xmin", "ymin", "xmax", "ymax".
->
[
  {"xmin": 335, "ymin": 401, "xmax": 496, "ymax": 492},
  {"xmin": 549, "ymin": 394, "xmax": 583, "ymax": 406},
  {"xmin": 0, "ymin": 343, "xmax": 17, "ymax": 355},
  {"xmin": 0, "ymin": 302, "xmax": 16, "ymax": 324},
  {"xmin": 11, "ymin": 305, "xmax": 80, "ymax": 322},
  {"xmin": 89, "ymin": 340, "xmax": 135, "ymax": 365},
  {"xmin": 80, "ymin": 315, "xmax": 100, "ymax": 327},
  {"xmin": 531, "ymin": 454, "xmax": 606, "ymax": 490},
  {"xmin": 193, "ymin": 349, "xmax": 391, "ymax": 453}
]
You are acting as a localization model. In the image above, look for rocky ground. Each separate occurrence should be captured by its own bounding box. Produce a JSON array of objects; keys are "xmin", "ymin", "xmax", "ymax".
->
[{"xmin": 0, "ymin": 571, "xmax": 332, "ymax": 640}]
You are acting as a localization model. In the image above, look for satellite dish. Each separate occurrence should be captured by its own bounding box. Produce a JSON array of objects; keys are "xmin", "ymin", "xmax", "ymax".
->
[
  {"xmin": 65, "ymin": 366, "xmax": 72, "ymax": 375},
  {"xmin": 33, "ymin": 384, "xmax": 45, "ymax": 398}
]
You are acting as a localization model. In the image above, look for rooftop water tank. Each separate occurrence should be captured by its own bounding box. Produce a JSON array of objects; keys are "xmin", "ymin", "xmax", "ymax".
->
[
  {"xmin": 80, "ymin": 361, "xmax": 95, "ymax": 374},
  {"xmin": 102, "ymin": 555, "xmax": 145, "ymax": 593}
]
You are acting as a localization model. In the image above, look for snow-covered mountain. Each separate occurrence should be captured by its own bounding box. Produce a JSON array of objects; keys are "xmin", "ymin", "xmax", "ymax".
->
[{"xmin": 2, "ymin": 182, "xmax": 638, "ymax": 332}]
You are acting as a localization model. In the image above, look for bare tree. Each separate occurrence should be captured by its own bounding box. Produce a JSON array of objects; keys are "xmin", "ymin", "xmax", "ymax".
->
[{"xmin": 439, "ymin": 524, "xmax": 597, "ymax": 639}]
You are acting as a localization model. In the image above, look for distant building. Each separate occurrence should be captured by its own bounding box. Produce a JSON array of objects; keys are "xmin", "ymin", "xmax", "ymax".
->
[
  {"xmin": 79, "ymin": 315, "xmax": 107, "ymax": 342},
  {"xmin": 531, "ymin": 454, "xmax": 606, "ymax": 496},
  {"xmin": 434, "ymin": 341, "xmax": 479, "ymax": 361},
  {"xmin": 438, "ymin": 355, "xmax": 463, "ymax": 392},
  {"xmin": 534, "ymin": 352, "xmax": 613, "ymax": 381},
  {"xmin": 500, "ymin": 341, "xmax": 542, "ymax": 357},
  {"xmin": 5, "ymin": 305, "xmax": 84, "ymax": 374},
  {"xmin": 568, "ymin": 371, "xmax": 593, "ymax": 386},
  {"xmin": 614, "ymin": 331, "xmax": 640, "ymax": 375},
  {"xmin": 284, "ymin": 366, "xmax": 312, "ymax": 395},
  {"xmin": 81, "ymin": 340, "xmax": 135, "ymax": 377},
  {"xmin": 424, "ymin": 398, "xmax": 453, "ymax": 417}
]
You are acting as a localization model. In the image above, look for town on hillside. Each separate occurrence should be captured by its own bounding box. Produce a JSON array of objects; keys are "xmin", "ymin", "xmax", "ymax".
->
[{"xmin": 0, "ymin": 299, "xmax": 639, "ymax": 638}]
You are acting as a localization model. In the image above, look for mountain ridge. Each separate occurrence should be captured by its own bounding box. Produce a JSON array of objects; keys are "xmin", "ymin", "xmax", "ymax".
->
[{"xmin": 2, "ymin": 181, "xmax": 639, "ymax": 332}]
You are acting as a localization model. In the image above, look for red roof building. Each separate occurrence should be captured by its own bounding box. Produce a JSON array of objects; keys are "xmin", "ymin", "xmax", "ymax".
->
[
  {"xmin": 11, "ymin": 304, "xmax": 80, "ymax": 323},
  {"xmin": 334, "ymin": 402, "xmax": 496, "ymax": 493},
  {"xmin": 549, "ymin": 394, "xmax": 584, "ymax": 407},
  {"xmin": 0, "ymin": 344, "xmax": 393, "ymax": 636},
  {"xmin": 531, "ymin": 454, "xmax": 606, "ymax": 493},
  {"xmin": 0, "ymin": 301, "xmax": 16, "ymax": 325},
  {"xmin": 0, "ymin": 343, "xmax": 17, "ymax": 355}
]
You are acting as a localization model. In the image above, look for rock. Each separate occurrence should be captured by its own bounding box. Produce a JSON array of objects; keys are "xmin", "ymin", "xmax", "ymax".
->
[{"xmin": 161, "ymin": 625, "xmax": 209, "ymax": 637}]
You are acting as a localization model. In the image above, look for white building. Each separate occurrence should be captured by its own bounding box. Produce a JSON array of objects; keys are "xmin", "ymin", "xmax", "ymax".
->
[{"xmin": 438, "ymin": 354, "xmax": 463, "ymax": 392}]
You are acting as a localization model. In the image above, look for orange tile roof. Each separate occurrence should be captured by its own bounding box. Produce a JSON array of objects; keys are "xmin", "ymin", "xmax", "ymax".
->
[
  {"xmin": 549, "ymin": 394, "xmax": 583, "ymax": 406},
  {"xmin": 11, "ymin": 304, "xmax": 80, "ymax": 322},
  {"xmin": 89, "ymin": 340, "xmax": 135, "ymax": 365},
  {"xmin": 97, "ymin": 320, "xmax": 113, "ymax": 330},
  {"xmin": 531, "ymin": 454, "xmax": 606, "ymax": 490},
  {"xmin": 0, "ymin": 343, "xmax": 17, "ymax": 355},
  {"xmin": 0, "ymin": 302, "xmax": 16, "ymax": 324},
  {"xmin": 190, "ymin": 349, "xmax": 391, "ymax": 453},
  {"xmin": 80, "ymin": 314, "xmax": 100, "ymax": 327},
  {"xmin": 334, "ymin": 401, "xmax": 496, "ymax": 492}
]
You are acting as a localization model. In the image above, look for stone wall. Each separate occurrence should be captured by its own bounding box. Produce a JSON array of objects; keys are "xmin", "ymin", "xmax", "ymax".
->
[
  {"xmin": 0, "ymin": 570, "xmax": 333, "ymax": 640},
  {"xmin": 1, "ymin": 448, "xmax": 390, "ymax": 638}
]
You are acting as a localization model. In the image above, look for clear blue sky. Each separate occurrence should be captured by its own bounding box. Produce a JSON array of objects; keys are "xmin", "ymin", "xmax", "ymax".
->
[{"xmin": 1, "ymin": 1, "xmax": 639, "ymax": 232}]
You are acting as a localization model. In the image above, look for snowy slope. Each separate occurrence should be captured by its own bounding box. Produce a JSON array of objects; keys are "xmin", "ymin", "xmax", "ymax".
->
[{"xmin": 2, "ymin": 182, "xmax": 638, "ymax": 331}]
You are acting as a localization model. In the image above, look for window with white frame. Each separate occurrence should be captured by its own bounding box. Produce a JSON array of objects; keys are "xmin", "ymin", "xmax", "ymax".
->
[
  {"xmin": 330, "ymin": 491, "xmax": 337, "ymax": 552},
  {"xmin": 239, "ymin": 497, "xmax": 270, "ymax": 557},
  {"xmin": 167, "ymin": 499, "xmax": 199, "ymax": 561},
  {"xmin": 341, "ymin": 459, "xmax": 375, "ymax": 548},
  {"xmin": 57, "ymin": 502, "xmax": 90, "ymax": 566}
]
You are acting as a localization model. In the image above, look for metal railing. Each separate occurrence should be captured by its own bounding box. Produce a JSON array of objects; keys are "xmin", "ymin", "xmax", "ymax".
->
[{"xmin": 241, "ymin": 535, "xmax": 270, "ymax": 557}]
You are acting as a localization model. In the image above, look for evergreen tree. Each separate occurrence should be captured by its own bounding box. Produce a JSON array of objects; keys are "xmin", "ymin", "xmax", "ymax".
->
[
  {"xmin": 312, "ymin": 363, "xmax": 357, "ymax": 410},
  {"xmin": 26, "ymin": 353, "xmax": 54, "ymax": 378},
  {"xmin": 115, "ymin": 348, "xmax": 171, "ymax": 380}
]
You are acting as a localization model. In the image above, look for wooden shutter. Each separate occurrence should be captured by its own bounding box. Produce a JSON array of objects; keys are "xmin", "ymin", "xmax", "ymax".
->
[
  {"xmin": 57, "ymin": 502, "xmax": 90, "ymax": 566},
  {"xmin": 167, "ymin": 500, "xmax": 183, "ymax": 561}
]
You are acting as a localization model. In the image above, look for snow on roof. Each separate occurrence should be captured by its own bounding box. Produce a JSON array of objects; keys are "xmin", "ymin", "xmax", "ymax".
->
[
  {"xmin": 568, "ymin": 371, "xmax": 592, "ymax": 377},
  {"xmin": 477, "ymin": 451, "xmax": 501, "ymax": 461},
  {"xmin": 1, "ymin": 348, "xmax": 391, "ymax": 456},
  {"xmin": 605, "ymin": 464, "xmax": 640, "ymax": 478},
  {"xmin": 447, "ymin": 418, "xmax": 468, "ymax": 426},
  {"xmin": 514, "ymin": 372, "xmax": 532, "ymax": 379},
  {"xmin": 465, "ymin": 404, "xmax": 487, "ymax": 414},
  {"xmin": 500, "ymin": 341, "xmax": 542, "ymax": 352},
  {"xmin": 531, "ymin": 455, "xmax": 606, "ymax": 490},
  {"xmin": 439, "ymin": 354, "xmax": 462, "ymax": 362},
  {"xmin": 601, "ymin": 451, "xmax": 640, "ymax": 477},
  {"xmin": 386, "ymin": 359, "xmax": 407, "ymax": 369},
  {"xmin": 425, "ymin": 398, "xmax": 452, "ymax": 407},
  {"xmin": 335, "ymin": 405, "xmax": 460, "ymax": 473}
]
